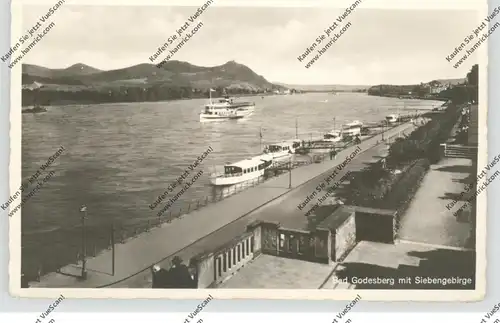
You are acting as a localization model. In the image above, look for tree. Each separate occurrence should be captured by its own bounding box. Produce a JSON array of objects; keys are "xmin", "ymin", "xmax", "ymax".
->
[{"xmin": 466, "ymin": 64, "xmax": 478, "ymax": 86}]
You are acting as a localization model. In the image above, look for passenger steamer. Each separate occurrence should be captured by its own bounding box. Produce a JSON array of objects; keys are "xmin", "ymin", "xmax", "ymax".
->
[
  {"xmin": 199, "ymin": 90, "xmax": 255, "ymax": 122},
  {"xmin": 323, "ymin": 120, "xmax": 363, "ymax": 142},
  {"xmin": 210, "ymin": 139, "xmax": 302, "ymax": 186},
  {"xmin": 341, "ymin": 120, "xmax": 363, "ymax": 136}
]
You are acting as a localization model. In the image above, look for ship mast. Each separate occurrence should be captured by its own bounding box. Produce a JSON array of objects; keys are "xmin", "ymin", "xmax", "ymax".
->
[{"xmin": 295, "ymin": 118, "xmax": 298, "ymax": 139}]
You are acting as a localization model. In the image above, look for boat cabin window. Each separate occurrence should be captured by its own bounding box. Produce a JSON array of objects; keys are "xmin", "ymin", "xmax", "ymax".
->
[
  {"xmin": 325, "ymin": 133, "xmax": 339, "ymax": 139},
  {"xmin": 224, "ymin": 166, "xmax": 242, "ymax": 175},
  {"xmin": 268, "ymin": 145, "xmax": 280, "ymax": 153},
  {"xmin": 292, "ymin": 142, "xmax": 300, "ymax": 148},
  {"xmin": 258, "ymin": 160, "xmax": 272, "ymax": 170}
]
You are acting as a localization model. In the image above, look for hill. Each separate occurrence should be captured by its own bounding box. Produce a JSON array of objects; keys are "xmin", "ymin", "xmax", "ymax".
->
[
  {"xmin": 22, "ymin": 60, "xmax": 280, "ymax": 90},
  {"xmin": 22, "ymin": 63, "xmax": 103, "ymax": 78},
  {"xmin": 21, "ymin": 60, "xmax": 284, "ymax": 105}
]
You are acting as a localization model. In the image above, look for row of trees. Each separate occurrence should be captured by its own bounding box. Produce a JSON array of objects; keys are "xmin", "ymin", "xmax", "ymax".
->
[
  {"xmin": 333, "ymin": 104, "xmax": 461, "ymax": 220},
  {"xmin": 386, "ymin": 108, "xmax": 461, "ymax": 167},
  {"xmin": 22, "ymin": 84, "xmax": 274, "ymax": 106},
  {"xmin": 439, "ymin": 64, "xmax": 478, "ymax": 103},
  {"xmin": 367, "ymin": 64, "xmax": 479, "ymax": 101}
]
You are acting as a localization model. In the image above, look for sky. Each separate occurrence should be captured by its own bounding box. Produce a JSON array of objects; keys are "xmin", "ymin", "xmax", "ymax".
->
[{"xmin": 21, "ymin": 5, "xmax": 481, "ymax": 85}]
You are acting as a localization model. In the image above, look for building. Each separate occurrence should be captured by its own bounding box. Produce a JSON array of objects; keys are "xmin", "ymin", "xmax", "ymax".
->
[
  {"xmin": 22, "ymin": 81, "xmax": 44, "ymax": 90},
  {"xmin": 429, "ymin": 83, "xmax": 451, "ymax": 94},
  {"xmin": 185, "ymin": 203, "xmax": 474, "ymax": 289}
]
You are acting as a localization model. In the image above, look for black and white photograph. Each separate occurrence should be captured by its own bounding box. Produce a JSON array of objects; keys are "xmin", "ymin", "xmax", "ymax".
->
[{"xmin": 7, "ymin": 0, "xmax": 488, "ymax": 300}]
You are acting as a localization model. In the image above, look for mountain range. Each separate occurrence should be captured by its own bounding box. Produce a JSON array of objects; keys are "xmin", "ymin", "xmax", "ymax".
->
[{"xmin": 22, "ymin": 60, "xmax": 283, "ymax": 92}]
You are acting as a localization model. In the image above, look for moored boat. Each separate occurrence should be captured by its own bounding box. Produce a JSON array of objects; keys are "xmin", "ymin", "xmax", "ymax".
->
[
  {"xmin": 210, "ymin": 155, "xmax": 273, "ymax": 186},
  {"xmin": 22, "ymin": 105, "xmax": 47, "ymax": 114},
  {"xmin": 210, "ymin": 139, "xmax": 303, "ymax": 186},
  {"xmin": 263, "ymin": 139, "xmax": 302, "ymax": 160},
  {"xmin": 341, "ymin": 120, "xmax": 363, "ymax": 136},
  {"xmin": 385, "ymin": 114, "xmax": 399, "ymax": 123},
  {"xmin": 324, "ymin": 130, "xmax": 342, "ymax": 142}
]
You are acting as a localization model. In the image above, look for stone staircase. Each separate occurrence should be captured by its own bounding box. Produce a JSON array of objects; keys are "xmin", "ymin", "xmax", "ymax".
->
[{"xmin": 443, "ymin": 144, "xmax": 477, "ymax": 159}]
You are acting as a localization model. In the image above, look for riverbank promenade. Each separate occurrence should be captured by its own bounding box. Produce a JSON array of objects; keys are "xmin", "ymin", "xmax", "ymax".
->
[
  {"xmin": 398, "ymin": 158, "xmax": 473, "ymax": 249},
  {"xmin": 31, "ymin": 122, "xmax": 416, "ymax": 288}
]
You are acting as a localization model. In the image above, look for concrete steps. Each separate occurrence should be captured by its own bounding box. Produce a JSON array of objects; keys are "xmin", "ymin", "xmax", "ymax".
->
[{"xmin": 444, "ymin": 145, "xmax": 477, "ymax": 159}]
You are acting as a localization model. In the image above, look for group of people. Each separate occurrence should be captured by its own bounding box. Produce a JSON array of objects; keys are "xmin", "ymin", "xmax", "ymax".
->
[
  {"xmin": 151, "ymin": 256, "xmax": 196, "ymax": 289},
  {"xmin": 328, "ymin": 135, "xmax": 361, "ymax": 160},
  {"xmin": 455, "ymin": 106, "xmax": 471, "ymax": 144}
]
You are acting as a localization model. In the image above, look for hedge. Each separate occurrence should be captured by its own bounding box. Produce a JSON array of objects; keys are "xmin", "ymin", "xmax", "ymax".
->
[
  {"xmin": 380, "ymin": 159, "xmax": 430, "ymax": 239},
  {"xmin": 386, "ymin": 104, "xmax": 461, "ymax": 167}
]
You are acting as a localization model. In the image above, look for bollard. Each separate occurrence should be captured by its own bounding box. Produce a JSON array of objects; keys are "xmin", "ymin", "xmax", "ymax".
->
[
  {"xmin": 93, "ymin": 244, "xmax": 97, "ymax": 257},
  {"xmin": 187, "ymin": 203, "xmax": 191, "ymax": 213},
  {"xmin": 179, "ymin": 208, "xmax": 182, "ymax": 217},
  {"xmin": 205, "ymin": 196, "xmax": 208, "ymax": 205},
  {"xmin": 36, "ymin": 265, "xmax": 42, "ymax": 282},
  {"xmin": 146, "ymin": 220, "xmax": 150, "ymax": 232},
  {"xmin": 197, "ymin": 200, "xmax": 200, "ymax": 209}
]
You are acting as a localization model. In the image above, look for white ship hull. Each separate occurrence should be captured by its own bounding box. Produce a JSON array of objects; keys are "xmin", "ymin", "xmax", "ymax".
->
[
  {"xmin": 342, "ymin": 128, "xmax": 361, "ymax": 136},
  {"xmin": 262, "ymin": 150, "xmax": 292, "ymax": 162},
  {"xmin": 199, "ymin": 105, "xmax": 254, "ymax": 122},
  {"xmin": 210, "ymin": 152, "xmax": 290, "ymax": 187},
  {"xmin": 210, "ymin": 169, "xmax": 264, "ymax": 186}
]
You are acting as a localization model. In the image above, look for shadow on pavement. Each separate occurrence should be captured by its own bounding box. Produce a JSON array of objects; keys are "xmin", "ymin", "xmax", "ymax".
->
[
  {"xmin": 434, "ymin": 165, "xmax": 472, "ymax": 174},
  {"xmin": 439, "ymin": 191, "xmax": 470, "ymax": 202}
]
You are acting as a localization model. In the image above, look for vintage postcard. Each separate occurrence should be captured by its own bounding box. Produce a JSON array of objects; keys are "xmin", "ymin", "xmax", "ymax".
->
[{"xmin": 7, "ymin": 0, "xmax": 489, "ymax": 300}]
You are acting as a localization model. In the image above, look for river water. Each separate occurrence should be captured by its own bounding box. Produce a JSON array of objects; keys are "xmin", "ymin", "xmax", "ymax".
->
[{"xmin": 21, "ymin": 92, "xmax": 440, "ymax": 279}]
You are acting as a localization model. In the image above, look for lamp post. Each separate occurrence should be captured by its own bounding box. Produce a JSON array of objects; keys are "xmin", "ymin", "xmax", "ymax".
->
[
  {"xmin": 288, "ymin": 161, "xmax": 292, "ymax": 189},
  {"xmin": 80, "ymin": 205, "xmax": 88, "ymax": 280}
]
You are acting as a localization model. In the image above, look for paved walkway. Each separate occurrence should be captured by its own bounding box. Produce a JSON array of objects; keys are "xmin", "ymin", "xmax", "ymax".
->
[
  {"xmin": 31, "ymin": 122, "xmax": 416, "ymax": 288},
  {"xmin": 219, "ymin": 254, "xmax": 334, "ymax": 289},
  {"xmin": 398, "ymin": 157, "xmax": 472, "ymax": 248}
]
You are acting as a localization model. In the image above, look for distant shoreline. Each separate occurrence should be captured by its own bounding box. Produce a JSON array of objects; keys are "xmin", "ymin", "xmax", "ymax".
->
[
  {"xmin": 21, "ymin": 91, "xmax": 277, "ymax": 108},
  {"xmin": 367, "ymin": 93, "xmax": 448, "ymax": 102},
  {"xmin": 20, "ymin": 91, "xmax": 445, "ymax": 109},
  {"xmin": 21, "ymin": 90, "xmax": 365, "ymax": 108}
]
